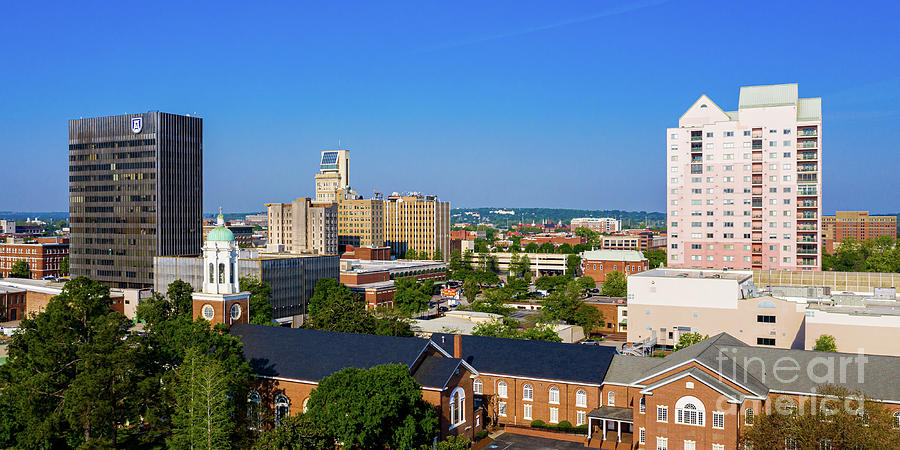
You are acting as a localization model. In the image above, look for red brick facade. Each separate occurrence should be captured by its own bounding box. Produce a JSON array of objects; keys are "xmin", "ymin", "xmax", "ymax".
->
[
  {"xmin": 582, "ymin": 258, "xmax": 649, "ymax": 283},
  {"xmin": 0, "ymin": 240, "xmax": 69, "ymax": 279}
]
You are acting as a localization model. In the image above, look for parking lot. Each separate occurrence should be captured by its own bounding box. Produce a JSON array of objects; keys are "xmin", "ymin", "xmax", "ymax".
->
[{"xmin": 485, "ymin": 433, "xmax": 586, "ymax": 450}]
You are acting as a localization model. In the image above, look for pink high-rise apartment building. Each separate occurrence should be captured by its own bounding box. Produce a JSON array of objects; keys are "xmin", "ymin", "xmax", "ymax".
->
[{"xmin": 667, "ymin": 84, "xmax": 821, "ymax": 271}]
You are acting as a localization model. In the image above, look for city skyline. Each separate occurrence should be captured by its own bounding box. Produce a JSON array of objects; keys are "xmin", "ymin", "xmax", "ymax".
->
[{"xmin": 2, "ymin": 1, "xmax": 900, "ymax": 213}]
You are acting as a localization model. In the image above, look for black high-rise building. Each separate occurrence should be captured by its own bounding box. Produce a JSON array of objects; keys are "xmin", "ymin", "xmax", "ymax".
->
[{"xmin": 69, "ymin": 112, "xmax": 203, "ymax": 288}]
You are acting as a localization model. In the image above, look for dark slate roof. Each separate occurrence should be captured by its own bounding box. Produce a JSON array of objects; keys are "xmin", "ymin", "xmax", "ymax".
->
[
  {"xmin": 430, "ymin": 333, "xmax": 616, "ymax": 385},
  {"xmin": 412, "ymin": 357, "xmax": 464, "ymax": 390},
  {"xmin": 603, "ymin": 355, "xmax": 660, "ymax": 384},
  {"xmin": 634, "ymin": 333, "xmax": 770, "ymax": 398},
  {"xmin": 231, "ymin": 324, "xmax": 456, "ymax": 388},
  {"xmin": 727, "ymin": 346, "xmax": 900, "ymax": 403},
  {"xmin": 588, "ymin": 406, "xmax": 634, "ymax": 421}
]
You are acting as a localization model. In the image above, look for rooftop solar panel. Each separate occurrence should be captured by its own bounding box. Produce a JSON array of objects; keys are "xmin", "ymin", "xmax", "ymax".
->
[{"xmin": 321, "ymin": 151, "xmax": 339, "ymax": 165}]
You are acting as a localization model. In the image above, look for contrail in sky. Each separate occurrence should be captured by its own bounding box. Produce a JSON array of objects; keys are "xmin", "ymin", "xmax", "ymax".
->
[{"xmin": 417, "ymin": 0, "xmax": 671, "ymax": 54}]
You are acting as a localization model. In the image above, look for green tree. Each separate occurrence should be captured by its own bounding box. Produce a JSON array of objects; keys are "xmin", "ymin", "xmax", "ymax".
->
[
  {"xmin": 674, "ymin": 332, "xmax": 709, "ymax": 351},
  {"xmin": 505, "ymin": 277, "xmax": 529, "ymax": 298},
  {"xmin": 573, "ymin": 304, "xmax": 604, "ymax": 336},
  {"xmin": 473, "ymin": 318, "xmax": 562, "ymax": 342},
  {"xmin": 573, "ymin": 227, "xmax": 600, "ymax": 247},
  {"xmin": 566, "ymin": 254, "xmax": 581, "ymax": 276},
  {"xmin": 556, "ymin": 243, "xmax": 574, "ymax": 254},
  {"xmin": 167, "ymin": 278, "xmax": 195, "ymax": 318},
  {"xmin": 169, "ymin": 347, "xmax": 234, "ymax": 450},
  {"xmin": 600, "ymin": 271, "xmax": 627, "ymax": 297},
  {"xmin": 304, "ymin": 364, "xmax": 439, "ymax": 449},
  {"xmin": 405, "ymin": 249, "xmax": 418, "ymax": 260},
  {"xmin": 576, "ymin": 276, "xmax": 596, "ymax": 293},
  {"xmin": 538, "ymin": 242, "xmax": 555, "ymax": 253},
  {"xmin": 307, "ymin": 278, "xmax": 412, "ymax": 337},
  {"xmin": 463, "ymin": 279, "xmax": 479, "ymax": 303},
  {"xmin": 1, "ymin": 277, "xmax": 149, "ymax": 447},
  {"xmin": 462, "ymin": 250, "xmax": 475, "ymax": 270},
  {"xmin": 424, "ymin": 435, "xmax": 471, "ymax": 450},
  {"xmin": 643, "ymin": 249, "xmax": 666, "ymax": 268},
  {"xmin": 253, "ymin": 413, "xmax": 332, "ymax": 450},
  {"xmin": 813, "ymin": 334, "xmax": 837, "ymax": 352},
  {"xmin": 433, "ymin": 246, "xmax": 443, "ymax": 261},
  {"xmin": 60, "ymin": 255, "xmax": 70, "ymax": 276},
  {"xmin": 469, "ymin": 287, "xmax": 513, "ymax": 315},
  {"xmin": 535, "ymin": 274, "xmax": 570, "ymax": 292},
  {"xmin": 240, "ymin": 276, "xmax": 275, "ymax": 325},
  {"xmin": 740, "ymin": 386, "xmax": 899, "ymax": 449},
  {"xmin": 10, "ymin": 260, "xmax": 29, "ymax": 278},
  {"xmin": 524, "ymin": 242, "xmax": 540, "ymax": 253},
  {"xmin": 393, "ymin": 277, "xmax": 431, "ymax": 316}
]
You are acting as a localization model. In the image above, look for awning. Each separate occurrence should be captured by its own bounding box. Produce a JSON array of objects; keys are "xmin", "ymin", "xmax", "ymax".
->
[{"xmin": 587, "ymin": 406, "xmax": 633, "ymax": 422}]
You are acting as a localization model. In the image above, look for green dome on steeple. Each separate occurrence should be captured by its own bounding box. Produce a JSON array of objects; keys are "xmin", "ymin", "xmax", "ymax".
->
[{"xmin": 207, "ymin": 210, "xmax": 235, "ymax": 242}]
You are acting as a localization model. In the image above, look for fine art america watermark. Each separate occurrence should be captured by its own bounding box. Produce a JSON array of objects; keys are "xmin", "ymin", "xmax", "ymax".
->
[{"xmin": 712, "ymin": 347, "xmax": 870, "ymax": 415}]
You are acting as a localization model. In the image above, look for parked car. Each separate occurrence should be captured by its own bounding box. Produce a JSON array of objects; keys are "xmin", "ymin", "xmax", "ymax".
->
[{"xmin": 580, "ymin": 339, "xmax": 600, "ymax": 345}]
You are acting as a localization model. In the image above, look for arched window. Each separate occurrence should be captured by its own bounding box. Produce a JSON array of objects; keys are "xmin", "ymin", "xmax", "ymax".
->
[
  {"xmin": 473, "ymin": 378, "xmax": 482, "ymax": 395},
  {"xmin": 576, "ymin": 389, "xmax": 587, "ymax": 408},
  {"xmin": 450, "ymin": 387, "xmax": 465, "ymax": 428},
  {"xmin": 675, "ymin": 396, "xmax": 706, "ymax": 426},
  {"xmin": 522, "ymin": 384, "xmax": 533, "ymax": 401},
  {"xmin": 230, "ymin": 262, "xmax": 235, "ymax": 284},
  {"xmin": 275, "ymin": 394, "xmax": 290, "ymax": 426},
  {"xmin": 640, "ymin": 396, "xmax": 646, "ymax": 413},
  {"xmin": 548, "ymin": 386, "xmax": 559, "ymax": 404},
  {"xmin": 247, "ymin": 391, "xmax": 261, "ymax": 431},
  {"xmin": 745, "ymin": 408, "xmax": 754, "ymax": 425},
  {"xmin": 218, "ymin": 263, "xmax": 225, "ymax": 283},
  {"xmin": 302, "ymin": 398, "xmax": 309, "ymax": 413},
  {"xmin": 209, "ymin": 263, "xmax": 214, "ymax": 283},
  {"xmin": 608, "ymin": 391, "xmax": 615, "ymax": 406},
  {"xmin": 498, "ymin": 381, "xmax": 507, "ymax": 398}
]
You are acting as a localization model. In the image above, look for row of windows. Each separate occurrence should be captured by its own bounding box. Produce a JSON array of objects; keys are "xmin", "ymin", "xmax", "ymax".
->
[
  {"xmin": 482, "ymin": 379, "xmax": 588, "ymax": 408},
  {"xmin": 69, "ymin": 138, "xmax": 156, "ymax": 150}
]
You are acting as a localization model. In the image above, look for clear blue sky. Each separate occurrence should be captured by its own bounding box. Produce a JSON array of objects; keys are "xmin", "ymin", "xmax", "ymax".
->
[{"xmin": 2, "ymin": 0, "xmax": 899, "ymax": 214}]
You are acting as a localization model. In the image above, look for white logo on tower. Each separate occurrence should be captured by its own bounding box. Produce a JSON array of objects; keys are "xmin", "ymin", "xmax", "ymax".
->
[{"xmin": 131, "ymin": 117, "xmax": 142, "ymax": 133}]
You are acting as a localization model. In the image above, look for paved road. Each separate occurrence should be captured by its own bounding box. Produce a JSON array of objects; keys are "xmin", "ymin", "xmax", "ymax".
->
[{"xmin": 486, "ymin": 433, "xmax": 586, "ymax": 450}]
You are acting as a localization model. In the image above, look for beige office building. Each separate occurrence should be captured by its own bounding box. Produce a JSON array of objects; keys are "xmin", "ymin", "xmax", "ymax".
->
[
  {"xmin": 336, "ymin": 189, "xmax": 385, "ymax": 248},
  {"xmin": 384, "ymin": 193, "xmax": 450, "ymax": 261},
  {"xmin": 314, "ymin": 150, "xmax": 350, "ymax": 202},
  {"xmin": 266, "ymin": 198, "xmax": 338, "ymax": 255}
]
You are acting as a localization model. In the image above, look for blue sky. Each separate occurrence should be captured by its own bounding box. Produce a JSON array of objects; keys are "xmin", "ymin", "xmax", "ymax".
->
[{"xmin": 2, "ymin": 0, "xmax": 899, "ymax": 214}]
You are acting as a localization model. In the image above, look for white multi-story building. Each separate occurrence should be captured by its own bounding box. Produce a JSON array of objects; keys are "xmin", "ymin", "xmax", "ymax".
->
[
  {"xmin": 314, "ymin": 149, "xmax": 350, "ymax": 202},
  {"xmin": 570, "ymin": 217, "xmax": 620, "ymax": 233},
  {"xmin": 667, "ymin": 84, "xmax": 821, "ymax": 271},
  {"xmin": 265, "ymin": 198, "xmax": 338, "ymax": 255}
]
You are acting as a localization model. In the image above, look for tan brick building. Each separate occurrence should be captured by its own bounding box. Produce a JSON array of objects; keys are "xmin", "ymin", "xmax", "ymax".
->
[
  {"xmin": 822, "ymin": 211, "xmax": 897, "ymax": 253},
  {"xmin": 335, "ymin": 189, "xmax": 384, "ymax": 248},
  {"xmin": 265, "ymin": 198, "xmax": 337, "ymax": 255},
  {"xmin": 384, "ymin": 193, "xmax": 450, "ymax": 261}
]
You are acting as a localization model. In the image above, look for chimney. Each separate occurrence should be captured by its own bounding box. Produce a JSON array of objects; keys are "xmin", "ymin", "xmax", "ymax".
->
[{"xmin": 453, "ymin": 334, "xmax": 462, "ymax": 359}]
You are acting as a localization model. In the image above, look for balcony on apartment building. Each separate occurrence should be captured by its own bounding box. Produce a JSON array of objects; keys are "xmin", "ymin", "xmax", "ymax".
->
[
  {"xmin": 799, "ymin": 140, "xmax": 818, "ymax": 149},
  {"xmin": 798, "ymin": 174, "xmax": 818, "ymax": 183},
  {"xmin": 798, "ymin": 258, "xmax": 818, "ymax": 266},
  {"xmin": 799, "ymin": 236, "xmax": 817, "ymax": 243},
  {"xmin": 798, "ymin": 189, "xmax": 818, "ymax": 196},
  {"xmin": 751, "ymin": 154, "xmax": 763, "ymax": 161},
  {"xmin": 798, "ymin": 200, "xmax": 818, "ymax": 208},
  {"xmin": 798, "ymin": 224, "xmax": 818, "ymax": 231},
  {"xmin": 799, "ymin": 128, "xmax": 818, "ymax": 137},
  {"xmin": 797, "ymin": 164, "xmax": 818, "ymax": 172}
]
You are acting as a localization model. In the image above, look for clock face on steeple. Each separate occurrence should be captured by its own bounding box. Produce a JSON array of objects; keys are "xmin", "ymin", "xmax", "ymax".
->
[
  {"xmin": 202, "ymin": 304, "xmax": 215, "ymax": 320},
  {"xmin": 230, "ymin": 303, "xmax": 242, "ymax": 321}
]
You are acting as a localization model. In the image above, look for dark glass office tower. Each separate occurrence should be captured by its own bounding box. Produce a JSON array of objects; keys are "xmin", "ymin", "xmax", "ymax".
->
[{"xmin": 69, "ymin": 112, "xmax": 203, "ymax": 288}]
